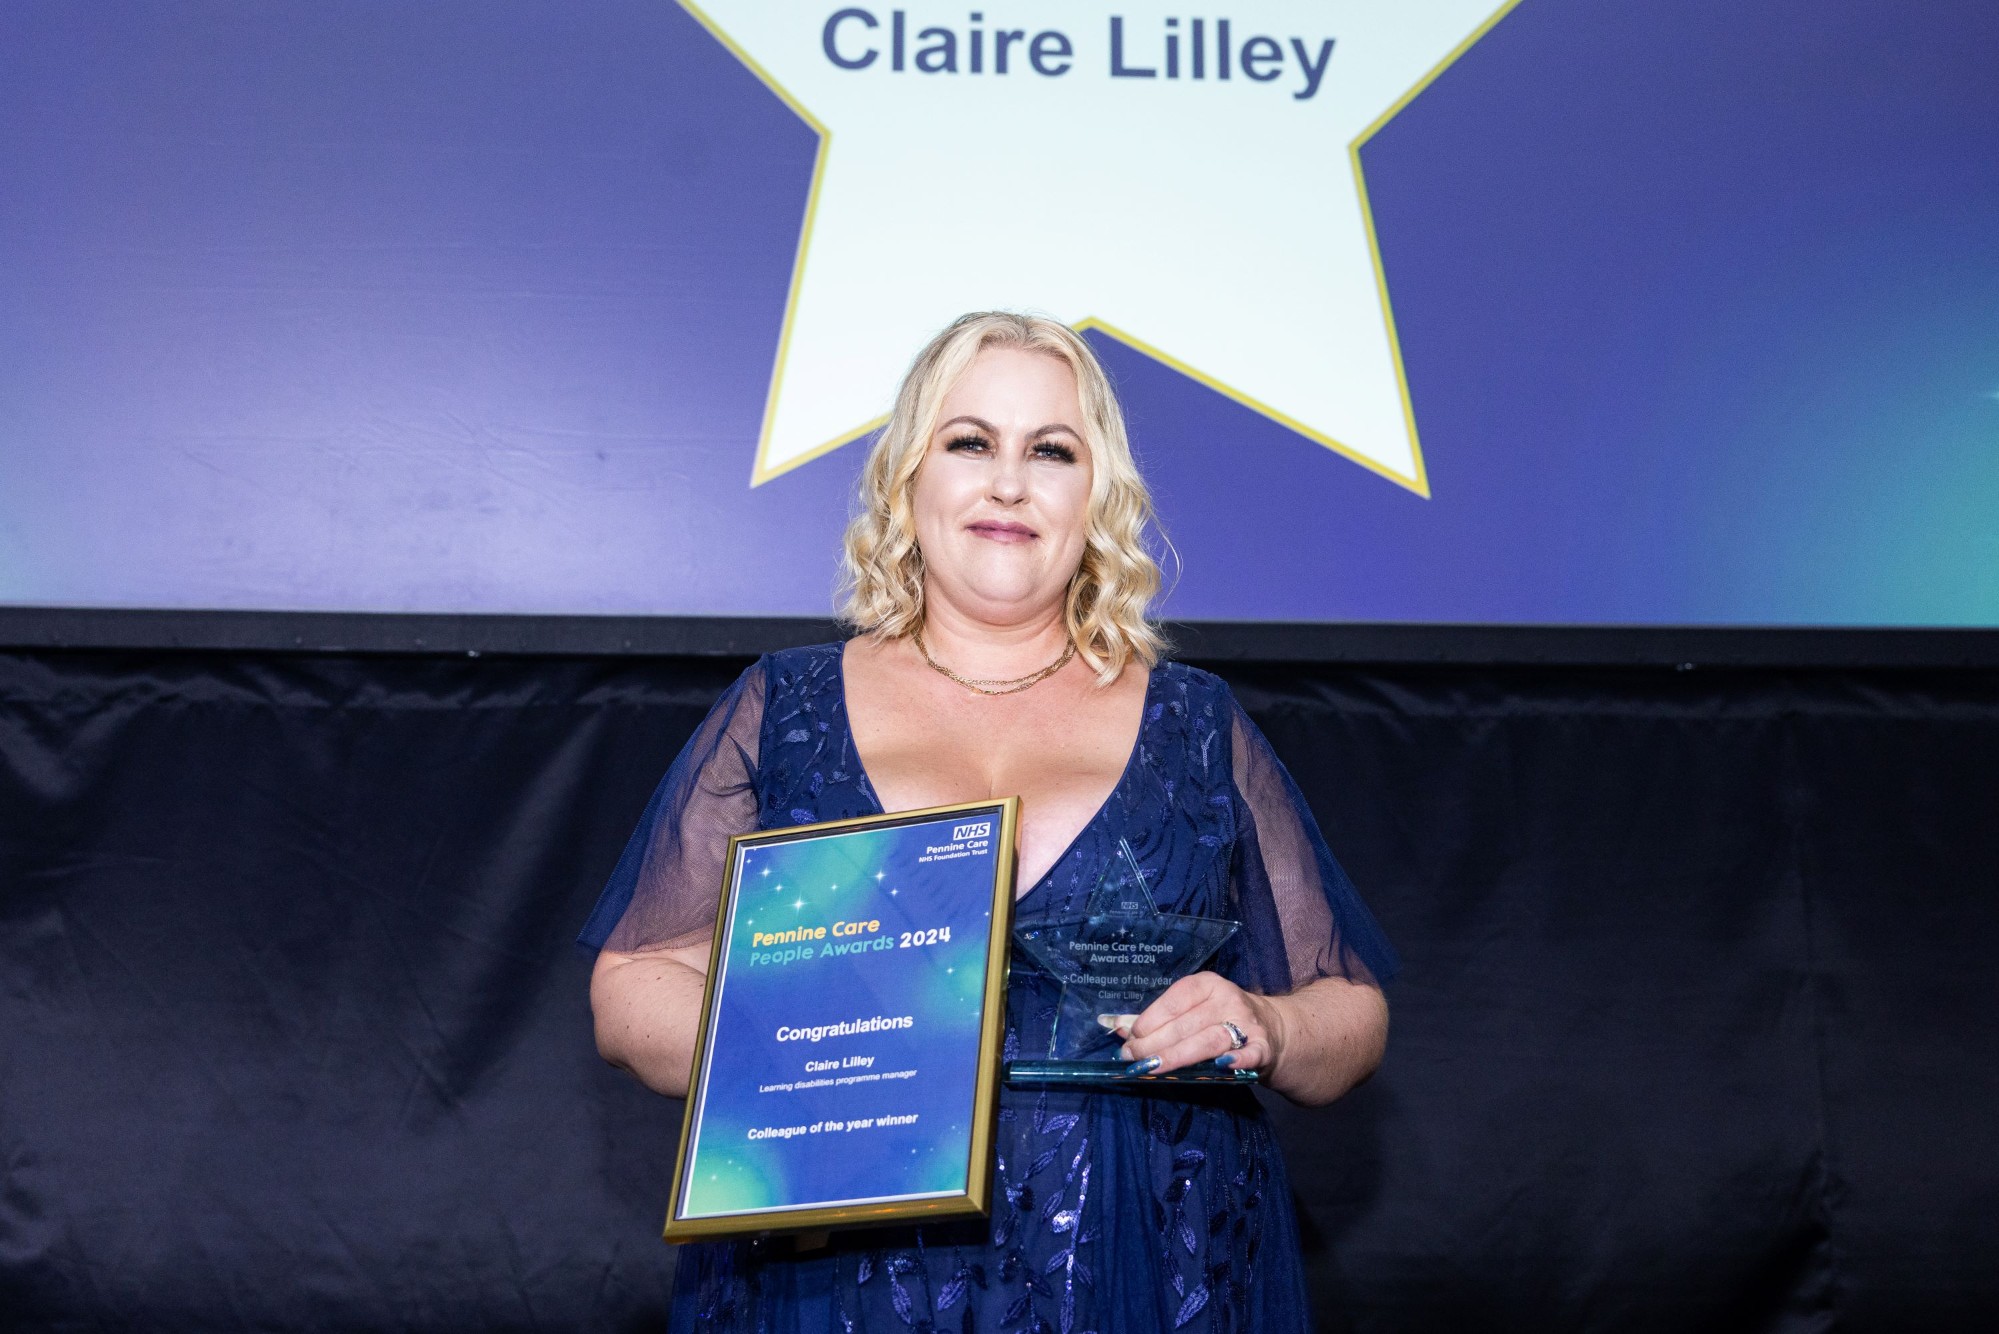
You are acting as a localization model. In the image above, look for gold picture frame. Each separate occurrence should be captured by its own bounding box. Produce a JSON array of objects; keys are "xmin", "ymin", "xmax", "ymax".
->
[{"xmin": 663, "ymin": 797, "xmax": 1020, "ymax": 1241}]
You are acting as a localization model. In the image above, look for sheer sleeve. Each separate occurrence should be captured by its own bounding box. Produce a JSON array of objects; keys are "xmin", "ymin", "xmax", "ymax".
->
[
  {"xmin": 1228, "ymin": 696, "xmax": 1400, "ymax": 994},
  {"xmin": 576, "ymin": 661, "xmax": 765, "ymax": 955}
]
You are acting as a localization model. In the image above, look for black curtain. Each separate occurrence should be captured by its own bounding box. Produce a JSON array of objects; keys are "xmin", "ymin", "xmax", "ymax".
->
[{"xmin": 2, "ymin": 649, "xmax": 1994, "ymax": 1331}]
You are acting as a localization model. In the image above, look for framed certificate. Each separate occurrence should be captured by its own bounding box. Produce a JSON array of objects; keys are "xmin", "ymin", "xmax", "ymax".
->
[{"xmin": 663, "ymin": 798, "xmax": 1021, "ymax": 1240}]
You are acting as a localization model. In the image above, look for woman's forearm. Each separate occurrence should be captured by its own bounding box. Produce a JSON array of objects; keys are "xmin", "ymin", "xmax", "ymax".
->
[
  {"xmin": 1252, "ymin": 975, "xmax": 1389, "ymax": 1107},
  {"xmin": 590, "ymin": 945, "xmax": 712, "ymax": 1098}
]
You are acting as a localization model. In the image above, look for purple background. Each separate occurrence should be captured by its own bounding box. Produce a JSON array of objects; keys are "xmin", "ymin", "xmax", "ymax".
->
[{"xmin": 3, "ymin": 0, "xmax": 1995, "ymax": 625}]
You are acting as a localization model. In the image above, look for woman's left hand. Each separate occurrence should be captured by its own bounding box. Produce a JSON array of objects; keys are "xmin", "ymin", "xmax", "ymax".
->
[{"xmin": 1113, "ymin": 971, "xmax": 1279, "ymax": 1077}]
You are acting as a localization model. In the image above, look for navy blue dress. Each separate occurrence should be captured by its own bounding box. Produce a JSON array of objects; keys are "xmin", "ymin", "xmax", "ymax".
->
[{"xmin": 580, "ymin": 644, "xmax": 1397, "ymax": 1334}]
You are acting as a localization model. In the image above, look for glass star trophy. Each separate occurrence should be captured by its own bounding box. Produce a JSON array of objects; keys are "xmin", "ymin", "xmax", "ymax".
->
[{"xmin": 1006, "ymin": 840, "xmax": 1258, "ymax": 1085}]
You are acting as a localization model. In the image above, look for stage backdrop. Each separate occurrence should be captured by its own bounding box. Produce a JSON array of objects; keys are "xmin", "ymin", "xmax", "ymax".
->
[
  {"xmin": 1, "ymin": 648, "xmax": 1995, "ymax": 1330},
  {"xmin": 4, "ymin": 0, "xmax": 1997, "ymax": 627}
]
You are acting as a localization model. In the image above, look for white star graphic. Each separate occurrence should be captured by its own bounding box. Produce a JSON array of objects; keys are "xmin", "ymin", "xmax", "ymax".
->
[{"xmin": 683, "ymin": 1, "xmax": 1519, "ymax": 493}]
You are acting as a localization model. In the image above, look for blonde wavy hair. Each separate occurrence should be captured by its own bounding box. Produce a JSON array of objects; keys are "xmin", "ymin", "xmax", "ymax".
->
[{"xmin": 839, "ymin": 312, "xmax": 1166, "ymax": 684}]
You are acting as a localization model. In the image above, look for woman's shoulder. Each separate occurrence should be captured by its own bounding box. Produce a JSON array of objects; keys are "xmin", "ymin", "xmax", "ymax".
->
[
  {"xmin": 760, "ymin": 640, "xmax": 845, "ymax": 672},
  {"xmin": 1143, "ymin": 659, "xmax": 1244, "ymax": 756},
  {"xmin": 751, "ymin": 640, "xmax": 839, "ymax": 664},
  {"xmin": 752, "ymin": 641, "xmax": 846, "ymax": 700},
  {"xmin": 1149, "ymin": 657, "xmax": 1237, "ymax": 708}
]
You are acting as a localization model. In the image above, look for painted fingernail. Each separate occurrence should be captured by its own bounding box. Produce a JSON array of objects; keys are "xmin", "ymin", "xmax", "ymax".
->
[
  {"xmin": 1123, "ymin": 1055, "xmax": 1161, "ymax": 1076},
  {"xmin": 1212, "ymin": 1054, "xmax": 1235, "ymax": 1068}
]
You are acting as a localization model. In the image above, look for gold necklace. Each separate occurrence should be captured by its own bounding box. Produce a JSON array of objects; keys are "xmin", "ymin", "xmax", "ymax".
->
[{"xmin": 913, "ymin": 627, "xmax": 1076, "ymax": 696}]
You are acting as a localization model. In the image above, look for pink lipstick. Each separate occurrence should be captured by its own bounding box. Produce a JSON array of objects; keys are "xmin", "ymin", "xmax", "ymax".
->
[{"xmin": 967, "ymin": 520, "xmax": 1037, "ymax": 543}]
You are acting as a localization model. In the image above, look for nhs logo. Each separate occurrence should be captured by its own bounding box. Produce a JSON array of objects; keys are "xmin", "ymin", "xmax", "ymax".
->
[{"xmin": 952, "ymin": 822, "xmax": 993, "ymax": 842}]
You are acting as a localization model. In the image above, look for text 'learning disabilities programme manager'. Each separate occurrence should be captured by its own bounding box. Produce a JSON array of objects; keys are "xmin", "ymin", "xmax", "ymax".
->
[{"xmin": 579, "ymin": 312, "xmax": 1398, "ymax": 1332}]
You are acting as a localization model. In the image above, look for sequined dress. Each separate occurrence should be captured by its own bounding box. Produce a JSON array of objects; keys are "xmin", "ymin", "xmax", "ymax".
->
[{"xmin": 579, "ymin": 644, "xmax": 1397, "ymax": 1334}]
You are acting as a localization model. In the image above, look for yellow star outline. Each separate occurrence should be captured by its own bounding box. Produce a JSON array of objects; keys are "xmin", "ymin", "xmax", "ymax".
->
[{"xmin": 681, "ymin": 0, "xmax": 1530, "ymax": 498}]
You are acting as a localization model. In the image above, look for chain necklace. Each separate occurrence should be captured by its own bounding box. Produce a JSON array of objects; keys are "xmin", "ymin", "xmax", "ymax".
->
[{"xmin": 912, "ymin": 626, "xmax": 1076, "ymax": 696}]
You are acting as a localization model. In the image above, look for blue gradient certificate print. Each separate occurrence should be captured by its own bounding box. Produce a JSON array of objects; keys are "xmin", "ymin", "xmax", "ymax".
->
[{"xmin": 671, "ymin": 804, "xmax": 1016, "ymax": 1233}]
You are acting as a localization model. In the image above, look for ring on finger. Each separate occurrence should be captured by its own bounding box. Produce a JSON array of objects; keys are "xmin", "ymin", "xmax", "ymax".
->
[{"xmin": 1220, "ymin": 1020, "xmax": 1249, "ymax": 1051}]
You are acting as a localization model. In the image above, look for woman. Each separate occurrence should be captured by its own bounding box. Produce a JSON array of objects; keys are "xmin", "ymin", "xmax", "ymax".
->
[{"xmin": 582, "ymin": 312, "xmax": 1396, "ymax": 1332}]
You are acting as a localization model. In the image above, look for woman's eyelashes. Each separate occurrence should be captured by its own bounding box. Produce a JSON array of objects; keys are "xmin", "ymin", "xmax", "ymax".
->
[{"xmin": 940, "ymin": 433, "xmax": 1077, "ymax": 464}]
